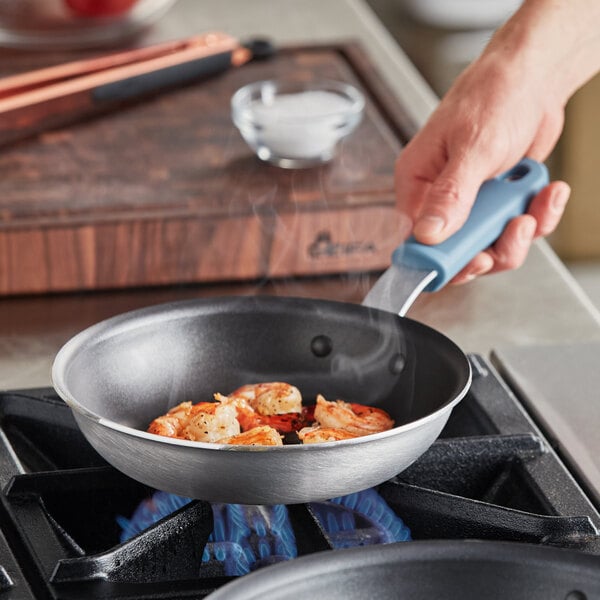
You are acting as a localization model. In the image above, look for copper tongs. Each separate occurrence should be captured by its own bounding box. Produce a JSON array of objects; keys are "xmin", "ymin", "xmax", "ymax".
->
[{"xmin": 0, "ymin": 32, "xmax": 261, "ymax": 146}]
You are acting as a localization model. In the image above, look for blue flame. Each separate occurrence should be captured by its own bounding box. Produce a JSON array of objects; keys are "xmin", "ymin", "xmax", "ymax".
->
[{"xmin": 118, "ymin": 488, "xmax": 410, "ymax": 576}]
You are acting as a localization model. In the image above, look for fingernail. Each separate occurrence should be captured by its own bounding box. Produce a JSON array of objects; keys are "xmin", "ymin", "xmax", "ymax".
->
[
  {"xmin": 414, "ymin": 215, "xmax": 446, "ymax": 238},
  {"xmin": 456, "ymin": 262, "xmax": 492, "ymax": 285},
  {"xmin": 454, "ymin": 272, "xmax": 477, "ymax": 285},
  {"xmin": 551, "ymin": 186, "xmax": 570, "ymax": 214},
  {"xmin": 518, "ymin": 220, "xmax": 536, "ymax": 244}
]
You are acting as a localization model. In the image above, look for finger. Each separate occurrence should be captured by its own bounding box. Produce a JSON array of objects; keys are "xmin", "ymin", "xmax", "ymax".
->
[
  {"xmin": 412, "ymin": 153, "xmax": 493, "ymax": 246},
  {"xmin": 394, "ymin": 159, "xmax": 429, "ymax": 224},
  {"xmin": 450, "ymin": 252, "xmax": 495, "ymax": 285},
  {"xmin": 395, "ymin": 137, "xmax": 447, "ymax": 221},
  {"xmin": 526, "ymin": 180, "xmax": 570, "ymax": 237},
  {"xmin": 446, "ymin": 188, "xmax": 561, "ymax": 285},
  {"xmin": 452, "ymin": 217, "xmax": 535, "ymax": 285},
  {"xmin": 487, "ymin": 215, "xmax": 537, "ymax": 273}
]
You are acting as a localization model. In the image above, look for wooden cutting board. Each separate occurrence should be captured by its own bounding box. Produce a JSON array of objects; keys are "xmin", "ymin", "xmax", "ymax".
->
[{"xmin": 0, "ymin": 42, "xmax": 417, "ymax": 295}]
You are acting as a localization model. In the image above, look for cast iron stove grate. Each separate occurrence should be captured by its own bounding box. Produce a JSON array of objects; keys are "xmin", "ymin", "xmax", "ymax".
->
[{"xmin": 0, "ymin": 355, "xmax": 597, "ymax": 599}]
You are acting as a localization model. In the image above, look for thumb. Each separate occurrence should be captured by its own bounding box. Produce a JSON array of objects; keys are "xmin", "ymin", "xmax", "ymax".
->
[{"xmin": 413, "ymin": 155, "xmax": 491, "ymax": 245}]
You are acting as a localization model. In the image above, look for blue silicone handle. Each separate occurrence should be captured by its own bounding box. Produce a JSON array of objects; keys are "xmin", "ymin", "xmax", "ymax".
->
[{"xmin": 392, "ymin": 158, "xmax": 549, "ymax": 291}]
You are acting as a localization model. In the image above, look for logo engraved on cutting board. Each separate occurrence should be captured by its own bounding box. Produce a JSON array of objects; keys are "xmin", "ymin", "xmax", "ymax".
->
[{"xmin": 307, "ymin": 231, "xmax": 376, "ymax": 259}]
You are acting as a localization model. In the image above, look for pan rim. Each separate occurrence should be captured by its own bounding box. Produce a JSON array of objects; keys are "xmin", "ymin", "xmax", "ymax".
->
[
  {"xmin": 52, "ymin": 296, "xmax": 472, "ymax": 452},
  {"xmin": 204, "ymin": 539, "xmax": 600, "ymax": 599}
]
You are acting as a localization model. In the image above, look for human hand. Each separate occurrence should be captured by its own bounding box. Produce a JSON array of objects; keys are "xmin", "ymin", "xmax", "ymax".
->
[{"xmin": 395, "ymin": 6, "xmax": 573, "ymax": 284}]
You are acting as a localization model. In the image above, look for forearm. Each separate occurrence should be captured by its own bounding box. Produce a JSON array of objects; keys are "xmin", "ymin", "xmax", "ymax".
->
[{"xmin": 485, "ymin": 0, "xmax": 600, "ymax": 106}]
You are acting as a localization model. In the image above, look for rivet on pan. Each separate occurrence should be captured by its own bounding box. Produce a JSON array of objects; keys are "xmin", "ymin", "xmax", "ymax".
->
[
  {"xmin": 310, "ymin": 335, "xmax": 333, "ymax": 357},
  {"xmin": 388, "ymin": 353, "xmax": 406, "ymax": 374},
  {"xmin": 564, "ymin": 592, "xmax": 587, "ymax": 600}
]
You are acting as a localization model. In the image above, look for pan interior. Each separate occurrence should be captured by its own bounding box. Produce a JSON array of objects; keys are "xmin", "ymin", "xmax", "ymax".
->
[{"xmin": 55, "ymin": 297, "xmax": 470, "ymax": 433}]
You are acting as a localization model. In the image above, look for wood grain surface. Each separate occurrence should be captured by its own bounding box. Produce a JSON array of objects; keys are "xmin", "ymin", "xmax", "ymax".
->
[{"xmin": 0, "ymin": 43, "xmax": 414, "ymax": 295}]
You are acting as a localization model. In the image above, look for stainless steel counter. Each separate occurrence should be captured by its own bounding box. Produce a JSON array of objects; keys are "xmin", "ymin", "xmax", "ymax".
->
[{"xmin": 1, "ymin": 0, "xmax": 600, "ymax": 391}]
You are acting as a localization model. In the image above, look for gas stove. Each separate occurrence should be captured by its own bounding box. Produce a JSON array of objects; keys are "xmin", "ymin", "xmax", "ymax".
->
[{"xmin": 0, "ymin": 354, "xmax": 598, "ymax": 599}]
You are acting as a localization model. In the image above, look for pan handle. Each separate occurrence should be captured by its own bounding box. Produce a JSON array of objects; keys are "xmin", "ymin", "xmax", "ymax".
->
[{"xmin": 394, "ymin": 158, "xmax": 549, "ymax": 291}]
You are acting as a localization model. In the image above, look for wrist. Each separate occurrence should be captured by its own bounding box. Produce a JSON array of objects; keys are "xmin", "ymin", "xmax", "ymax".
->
[{"xmin": 484, "ymin": 0, "xmax": 600, "ymax": 106}]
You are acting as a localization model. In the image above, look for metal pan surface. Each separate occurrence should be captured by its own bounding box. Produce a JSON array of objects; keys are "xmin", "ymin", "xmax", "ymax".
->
[
  {"xmin": 205, "ymin": 540, "xmax": 600, "ymax": 599},
  {"xmin": 52, "ymin": 295, "xmax": 471, "ymax": 504}
]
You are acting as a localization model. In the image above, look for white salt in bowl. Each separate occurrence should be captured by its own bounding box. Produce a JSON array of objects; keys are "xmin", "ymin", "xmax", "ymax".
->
[{"xmin": 231, "ymin": 79, "xmax": 365, "ymax": 168}]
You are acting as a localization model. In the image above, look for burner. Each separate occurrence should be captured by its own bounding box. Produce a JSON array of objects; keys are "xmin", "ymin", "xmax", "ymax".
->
[{"xmin": 118, "ymin": 489, "xmax": 411, "ymax": 576}]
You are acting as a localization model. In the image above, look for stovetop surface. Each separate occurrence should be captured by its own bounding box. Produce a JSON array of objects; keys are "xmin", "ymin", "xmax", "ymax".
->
[
  {"xmin": 0, "ymin": 355, "xmax": 598, "ymax": 599},
  {"xmin": 492, "ymin": 342, "xmax": 600, "ymax": 509}
]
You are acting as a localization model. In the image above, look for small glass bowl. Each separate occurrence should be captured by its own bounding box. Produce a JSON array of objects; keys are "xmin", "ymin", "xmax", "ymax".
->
[{"xmin": 231, "ymin": 79, "xmax": 365, "ymax": 169}]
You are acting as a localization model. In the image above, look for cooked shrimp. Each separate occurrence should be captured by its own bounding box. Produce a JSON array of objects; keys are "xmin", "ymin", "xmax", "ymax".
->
[
  {"xmin": 148, "ymin": 386, "xmax": 393, "ymax": 447},
  {"xmin": 313, "ymin": 394, "xmax": 394, "ymax": 436},
  {"xmin": 298, "ymin": 425, "xmax": 358, "ymax": 444},
  {"xmin": 214, "ymin": 393, "xmax": 257, "ymax": 431},
  {"xmin": 228, "ymin": 382, "xmax": 302, "ymax": 415},
  {"xmin": 147, "ymin": 401, "xmax": 193, "ymax": 438},
  {"xmin": 180, "ymin": 401, "xmax": 240, "ymax": 443},
  {"xmin": 222, "ymin": 425, "xmax": 283, "ymax": 446},
  {"xmin": 216, "ymin": 392, "xmax": 309, "ymax": 433}
]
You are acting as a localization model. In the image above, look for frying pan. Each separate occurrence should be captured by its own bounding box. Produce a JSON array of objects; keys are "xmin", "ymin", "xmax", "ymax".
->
[
  {"xmin": 52, "ymin": 159, "xmax": 548, "ymax": 505},
  {"xmin": 204, "ymin": 540, "xmax": 600, "ymax": 599}
]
